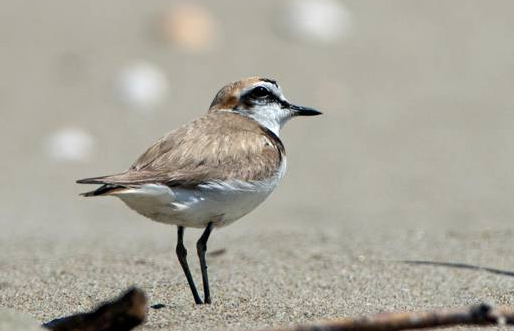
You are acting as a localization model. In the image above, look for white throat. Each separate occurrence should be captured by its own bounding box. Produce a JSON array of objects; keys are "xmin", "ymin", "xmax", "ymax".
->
[{"xmin": 245, "ymin": 105, "xmax": 292, "ymax": 137}]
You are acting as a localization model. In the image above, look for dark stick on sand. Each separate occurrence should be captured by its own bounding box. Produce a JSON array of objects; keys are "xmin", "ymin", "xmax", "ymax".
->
[
  {"xmin": 43, "ymin": 287, "xmax": 146, "ymax": 331},
  {"xmin": 271, "ymin": 303, "xmax": 514, "ymax": 331}
]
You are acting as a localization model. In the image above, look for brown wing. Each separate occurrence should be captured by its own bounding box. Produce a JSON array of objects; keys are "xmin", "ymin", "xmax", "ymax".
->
[{"xmin": 77, "ymin": 112, "xmax": 284, "ymax": 188}]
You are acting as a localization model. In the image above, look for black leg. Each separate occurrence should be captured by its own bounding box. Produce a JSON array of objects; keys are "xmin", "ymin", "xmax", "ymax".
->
[
  {"xmin": 176, "ymin": 226, "xmax": 203, "ymax": 304},
  {"xmin": 197, "ymin": 222, "xmax": 214, "ymax": 304}
]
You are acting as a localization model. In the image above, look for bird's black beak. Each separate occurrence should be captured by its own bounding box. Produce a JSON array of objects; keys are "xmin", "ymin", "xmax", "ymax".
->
[{"xmin": 289, "ymin": 104, "xmax": 323, "ymax": 116}]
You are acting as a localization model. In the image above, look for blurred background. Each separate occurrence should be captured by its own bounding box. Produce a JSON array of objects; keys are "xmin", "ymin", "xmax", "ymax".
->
[
  {"xmin": 2, "ymin": 0, "xmax": 514, "ymax": 328},
  {"xmin": 2, "ymin": 0, "xmax": 514, "ymax": 236}
]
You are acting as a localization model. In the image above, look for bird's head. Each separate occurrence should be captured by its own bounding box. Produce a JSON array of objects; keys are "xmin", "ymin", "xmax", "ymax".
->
[{"xmin": 208, "ymin": 77, "xmax": 322, "ymax": 136}]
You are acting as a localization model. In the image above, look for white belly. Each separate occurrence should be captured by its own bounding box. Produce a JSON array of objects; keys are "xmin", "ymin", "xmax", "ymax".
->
[{"xmin": 113, "ymin": 161, "xmax": 286, "ymax": 228}]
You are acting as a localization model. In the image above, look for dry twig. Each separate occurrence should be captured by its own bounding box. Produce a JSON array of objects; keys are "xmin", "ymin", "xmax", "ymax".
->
[
  {"xmin": 271, "ymin": 303, "xmax": 514, "ymax": 331},
  {"xmin": 43, "ymin": 287, "xmax": 146, "ymax": 331}
]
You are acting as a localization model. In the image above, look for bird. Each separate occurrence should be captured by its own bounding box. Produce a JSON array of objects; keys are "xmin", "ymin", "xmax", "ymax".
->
[{"xmin": 77, "ymin": 77, "xmax": 322, "ymax": 304}]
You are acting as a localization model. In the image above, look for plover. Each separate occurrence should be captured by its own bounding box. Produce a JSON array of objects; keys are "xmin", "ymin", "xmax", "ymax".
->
[{"xmin": 77, "ymin": 77, "xmax": 321, "ymax": 304}]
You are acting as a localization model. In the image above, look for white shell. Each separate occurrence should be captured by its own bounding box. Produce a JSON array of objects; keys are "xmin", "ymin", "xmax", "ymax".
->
[
  {"xmin": 117, "ymin": 62, "xmax": 169, "ymax": 111},
  {"xmin": 280, "ymin": 0, "xmax": 352, "ymax": 44},
  {"xmin": 46, "ymin": 127, "xmax": 95, "ymax": 162}
]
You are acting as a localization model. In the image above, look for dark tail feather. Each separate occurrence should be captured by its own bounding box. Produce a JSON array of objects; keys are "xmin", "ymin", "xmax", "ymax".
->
[
  {"xmin": 77, "ymin": 176, "xmax": 112, "ymax": 185},
  {"xmin": 80, "ymin": 184, "xmax": 126, "ymax": 197}
]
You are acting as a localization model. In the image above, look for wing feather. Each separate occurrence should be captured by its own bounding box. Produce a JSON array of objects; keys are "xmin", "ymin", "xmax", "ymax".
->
[{"xmin": 76, "ymin": 112, "xmax": 284, "ymax": 188}]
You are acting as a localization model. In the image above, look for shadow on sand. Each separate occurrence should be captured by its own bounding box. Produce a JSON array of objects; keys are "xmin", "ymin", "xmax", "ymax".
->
[{"xmin": 402, "ymin": 260, "xmax": 514, "ymax": 278}]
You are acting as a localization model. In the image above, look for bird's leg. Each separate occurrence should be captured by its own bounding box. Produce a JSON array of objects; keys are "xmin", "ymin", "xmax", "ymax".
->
[
  {"xmin": 175, "ymin": 226, "xmax": 203, "ymax": 304},
  {"xmin": 197, "ymin": 222, "xmax": 214, "ymax": 304}
]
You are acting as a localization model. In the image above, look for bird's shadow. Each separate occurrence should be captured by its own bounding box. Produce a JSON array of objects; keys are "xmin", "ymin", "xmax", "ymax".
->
[{"xmin": 402, "ymin": 260, "xmax": 514, "ymax": 278}]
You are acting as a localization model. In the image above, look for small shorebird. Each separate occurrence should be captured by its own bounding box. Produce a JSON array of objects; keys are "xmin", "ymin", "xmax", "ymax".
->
[{"xmin": 77, "ymin": 77, "xmax": 321, "ymax": 304}]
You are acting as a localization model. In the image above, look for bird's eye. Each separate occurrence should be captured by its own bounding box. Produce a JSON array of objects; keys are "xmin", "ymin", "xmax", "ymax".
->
[{"xmin": 250, "ymin": 86, "xmax": 269, "ymax": 98}]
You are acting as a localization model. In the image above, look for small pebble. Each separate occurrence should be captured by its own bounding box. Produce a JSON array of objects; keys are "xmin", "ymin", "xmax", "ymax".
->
[
  {"xmin": 278, "ymin": 0, "xmax": 352, "ymax": 44},
  {"xmin": 162, "ymin": 3, "xmax": 219, "ymax": 53},
  {"xmin": 46, "ymin": 127, "xmax": 95, "ymax": 162},
  {"xmin": 117, "ymin": 61, "xmax": 170, "ymax": 111}
]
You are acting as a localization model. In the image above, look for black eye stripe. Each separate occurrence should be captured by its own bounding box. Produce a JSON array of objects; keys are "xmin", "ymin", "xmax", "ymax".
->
[{"xmin": 238, "ymin": 85, "xmax": 290, "ymax": 109}]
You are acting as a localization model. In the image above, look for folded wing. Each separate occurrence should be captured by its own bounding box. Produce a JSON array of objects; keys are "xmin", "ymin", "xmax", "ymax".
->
[{"xmin": 77, "ymin": 112, "xmax": 284, "ymax": 195}]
